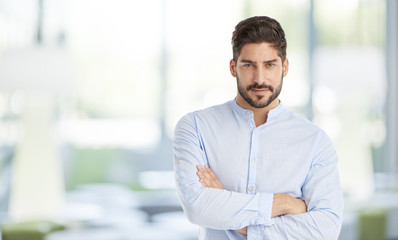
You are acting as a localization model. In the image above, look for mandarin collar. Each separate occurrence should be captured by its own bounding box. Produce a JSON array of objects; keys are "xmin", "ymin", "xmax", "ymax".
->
[{"xmin": 231, "ymin": 98, "xmax": 284, "ymax": 121}]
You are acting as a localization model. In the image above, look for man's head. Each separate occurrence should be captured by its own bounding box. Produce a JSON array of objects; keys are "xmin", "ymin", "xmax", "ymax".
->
[
  {"xmin": 230, "ymin": 16, "xmax": 288, "ymax": 110},
  {"xmin": 232, "ymin": 16, "xmax": 287, "ymax": 63}
]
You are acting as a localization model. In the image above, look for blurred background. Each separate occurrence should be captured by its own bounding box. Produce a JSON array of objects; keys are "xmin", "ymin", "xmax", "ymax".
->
[{"xmin": 0, "ymin": 0, "xmax": 397, "ymax": 239}]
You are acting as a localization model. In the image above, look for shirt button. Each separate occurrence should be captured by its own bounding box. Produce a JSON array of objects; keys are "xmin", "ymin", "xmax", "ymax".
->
[
  {"xmin": 246, "ymin": 110, "xmax": 251, "ymax": 115},
  {"xmin": 178, "ymin": 159, "xmax": 183, "ymax": 163},
  {"xmin": 253, "ymin": 130, "xmax": 257, "ymax": 135},
  {"xmin": 251, "ymin": 158, "xmax": 255, "ymax": 162},
  {"xmin": 248, "ymin": 187, "xmax": 253, "ymax": 192}
]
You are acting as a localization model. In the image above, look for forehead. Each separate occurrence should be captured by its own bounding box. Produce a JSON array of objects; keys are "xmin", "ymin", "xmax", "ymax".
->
[{"xmin": 238, "ymin": 42, "xmax": 280, "ymax": 62}]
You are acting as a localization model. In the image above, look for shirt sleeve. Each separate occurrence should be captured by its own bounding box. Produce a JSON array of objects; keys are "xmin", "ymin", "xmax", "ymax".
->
[
  {"xmin": 173, "ymin": 113, "xmax": 274, "ymax": 230},
  {"xmin": 248, "ymin": 131, "xmax": 344, "ymax": 240}
]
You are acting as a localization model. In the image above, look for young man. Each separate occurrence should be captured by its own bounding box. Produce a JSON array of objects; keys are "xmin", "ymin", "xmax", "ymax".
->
[{"xmin": 173, "ymin": 16, "xmax": 343, "ymax": 239}]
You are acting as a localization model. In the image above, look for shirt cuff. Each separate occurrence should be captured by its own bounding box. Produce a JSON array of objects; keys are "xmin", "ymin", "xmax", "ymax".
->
[
  {"xmin": 259, "ymin": 192, "xmax": 274, "ymax": 223},
  {"xmin": 246, "ymin": 192, "xmax": 274, "ymax": 228},
  {"xmin": 247, "ymin": 225, "xmax": 262, "ymax": 240}
]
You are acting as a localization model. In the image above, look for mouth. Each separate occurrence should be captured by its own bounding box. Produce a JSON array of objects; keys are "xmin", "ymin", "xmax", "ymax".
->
[{"xmin": 250, "ymin": 88, "xmax": 270, "ymax": 95}]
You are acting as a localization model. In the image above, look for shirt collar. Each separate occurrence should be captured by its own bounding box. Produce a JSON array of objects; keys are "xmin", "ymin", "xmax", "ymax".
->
[{"xmin": 231, "ymin": 98, "xmax": 284, "ymax": 121}]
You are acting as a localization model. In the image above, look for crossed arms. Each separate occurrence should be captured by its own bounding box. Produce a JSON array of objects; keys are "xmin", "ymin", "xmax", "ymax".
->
[
  {"xmin": 196, "ymin": 165, "xmax": 307, "ymax": 235},
  {"xmin": 174, "ymin": 114, "xmax": 343, "ymax": 239}
]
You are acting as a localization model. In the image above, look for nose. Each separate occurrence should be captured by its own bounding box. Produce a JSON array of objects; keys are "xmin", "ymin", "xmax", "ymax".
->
[{"xmin": 253, "ymin": 66, "xmax": 266, "ymax": 85}]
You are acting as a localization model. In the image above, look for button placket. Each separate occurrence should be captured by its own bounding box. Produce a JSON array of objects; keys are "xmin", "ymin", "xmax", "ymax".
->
[
  {"xmin": 247, "ymin": 127, "xmax": 259, "ymax": 194},
  {"xmin": 247, "ymin": 111, "xmax": 255, "ymax": 129}
]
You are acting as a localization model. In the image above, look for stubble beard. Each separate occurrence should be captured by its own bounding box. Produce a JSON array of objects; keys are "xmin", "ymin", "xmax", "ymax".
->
[{"xmin": 237, "ymin": 75, "xmax": 283, "ymax": 109}]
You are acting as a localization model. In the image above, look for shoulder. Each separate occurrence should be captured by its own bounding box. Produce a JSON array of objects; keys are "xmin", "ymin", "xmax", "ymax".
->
[
  {"xmin": 281, "ymin": 108, "xmax": 337, "ymax": 161},
  {"xmin": 280, "ymin": 107, "xmax": 332, "ymax": 142},
  {"xmin": 281, "ymin": 107, "xmax": 320, "ymax": 130},
  {"xmin": 175, "ymin": 101, "xmax": 233, "ymax": 131},
  {"xmin": 193, "ymin": 101, "xmax": 233, "ymax": 118},
  {"xmin": 177, "ymin": 101, "xmax": 232, "ymax": 123}
]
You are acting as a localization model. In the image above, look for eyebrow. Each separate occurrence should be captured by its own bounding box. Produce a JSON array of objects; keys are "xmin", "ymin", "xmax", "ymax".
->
[{"xmin": 240, "ymin": 59, "xmax": 279, "ymax": 64}]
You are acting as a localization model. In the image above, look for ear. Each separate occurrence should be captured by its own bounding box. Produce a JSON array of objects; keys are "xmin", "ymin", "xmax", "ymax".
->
[
  {"xmin": 282, "ymin": 58, "xmax": 289, "ymax": 77},
  {"xmin": 230, "ymin": 59, "xmax": 237, "ymax": 77}
]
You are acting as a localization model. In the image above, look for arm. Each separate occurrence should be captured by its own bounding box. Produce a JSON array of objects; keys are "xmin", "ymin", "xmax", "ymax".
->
[
  {"xmin": 259, "ymin": 134, "xmax": 343, "ymax": 239},
  {"xmin": 197, "ymin": 131, "xmax": 343, "ymax": 239},
  {"xmin": 197, "ymin": 165, "xmax": 307, "ymax": 235},
  {"xmin": 197, "ymin": 165, "xmax": 307, "ymax": 217},
  {"xmin": 174, "ymin": 114, "xmax": 274, "ymax": 230}
]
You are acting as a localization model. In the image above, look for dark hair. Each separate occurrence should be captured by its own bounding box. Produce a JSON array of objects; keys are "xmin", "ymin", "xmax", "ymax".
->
[{"xmin": 232, "ymin": 16, "xmax": 287, "ymax": 62}]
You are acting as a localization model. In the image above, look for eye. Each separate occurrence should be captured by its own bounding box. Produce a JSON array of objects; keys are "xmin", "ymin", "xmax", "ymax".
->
[
  {"xmin": 243, "ymin": 63, "xmax": 253, "ymax": 67},
  {"xmin": 266, "ymin": 63, "xmax": 276, "ymax": 68}
]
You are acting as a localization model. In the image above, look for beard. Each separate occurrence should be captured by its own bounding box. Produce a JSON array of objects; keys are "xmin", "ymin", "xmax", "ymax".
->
[{"xmin": 237, "ymin": 75, "xmax": 283, "ymax": 109}]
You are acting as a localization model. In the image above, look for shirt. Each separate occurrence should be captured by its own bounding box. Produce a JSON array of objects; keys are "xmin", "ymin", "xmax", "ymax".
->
[{"xmin": 173, "ymin": 99, "xmax": 343, "ymax": 240}]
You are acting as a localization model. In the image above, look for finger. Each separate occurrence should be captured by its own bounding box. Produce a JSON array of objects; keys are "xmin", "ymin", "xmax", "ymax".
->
[
  {"xmin": 196, "ymin": 167, "xmax": 212, "ymax": 183},
  {"xmin": 196, "ymin": 165, "xmax": 204, "ymax": 172},
  {"xmin": 204, "ymin": 166, "xmax": 220, "ymax": 184},
  {"xmin": 203, "ymin": 165, "xmax": 215, "ymax": 178},
  {"xmin": 204, "ymin": 166, "xmax": 217, "ymax": 179},
  {"xmin": 199, "ymin": 173, "xmax": 210, "ymax": 183},
  {"xmin": 204, "ymin": 165, "xmax": 217, "ymax": 178},
  {"xmin": 197, "ymin": 165, "xmax": 209, "ymax": 176},
  {"xmin": 199, "ymin": 179, "xmax": 208, "ymax": 187},
  {"xmin": 196, "ymin": 169, "xmax": 207, "ymax": 186},
  {"xmin": 197, "ymin": 165, "xmax": 207, "ymax": 177},
  {"xmin": 197, "ymin": 169, "xmax": 210, "ymax": 182},
  {"xmin": 198, "ymin": 165, "xmax": 211, "ymax": 178}
]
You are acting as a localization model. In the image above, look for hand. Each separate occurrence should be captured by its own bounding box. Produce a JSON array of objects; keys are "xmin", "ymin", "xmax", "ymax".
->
[
  {"xmin": 196, "ymin": 165, "xmax": 247, "ymax": 235},
  {"xmin": 196, "ymin": 165, "xmax": 224, "ymax": 190},
  {"xmin": 288, "ymin": 197, "xmax": 307, "ymax": 215},
  {"xmin": 236, "ymin": 227, "xmax": 247, "ymax": 235},
  {"xmin": 272, "ymin": 193, "xmax": 307, "ymax": 217}
]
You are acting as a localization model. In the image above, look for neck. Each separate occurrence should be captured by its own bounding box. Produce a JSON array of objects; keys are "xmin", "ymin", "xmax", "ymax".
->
[{"xmin": 236, "ymin": 96, "xmax": 280, "ymax": 127}]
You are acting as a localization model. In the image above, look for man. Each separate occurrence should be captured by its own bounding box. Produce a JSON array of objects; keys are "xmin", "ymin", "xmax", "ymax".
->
[{"xmin": 173, "ymin": 16, "xmax": 343, "ymax": 239}]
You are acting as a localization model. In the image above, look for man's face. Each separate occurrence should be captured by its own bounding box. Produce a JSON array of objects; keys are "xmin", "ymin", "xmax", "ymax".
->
[{"xmin": 230, "ymin": 42, "xmax": 289, "ymax": 109}]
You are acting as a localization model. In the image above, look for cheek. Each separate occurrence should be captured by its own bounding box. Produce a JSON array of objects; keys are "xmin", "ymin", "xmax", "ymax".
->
[
  {"xmin": 237, "ymin": 69, "xmax": 254, "ymax": 79},
  {"xmin": 271, "ymin": 69, "xmax": 284, "ymax": 79},
  {"xmin": 237, "ymin": 73, "xmax": 251, "ymax": 86}
]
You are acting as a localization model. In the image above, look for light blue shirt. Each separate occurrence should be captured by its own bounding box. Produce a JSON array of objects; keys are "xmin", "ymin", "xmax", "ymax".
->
[{"xmin": 173, "ymin": 99, "xmax": 343, "ymax": 239}]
